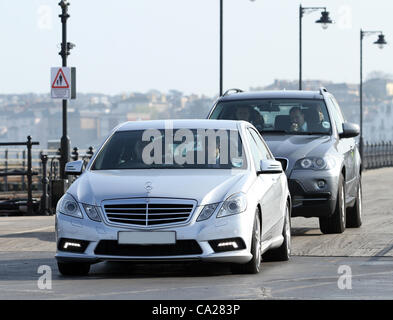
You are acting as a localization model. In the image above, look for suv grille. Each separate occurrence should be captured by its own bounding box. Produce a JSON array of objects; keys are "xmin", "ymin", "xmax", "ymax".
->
[{"xmin": 102, "ymin": 198, "xmax": 195, "ymax": 227}]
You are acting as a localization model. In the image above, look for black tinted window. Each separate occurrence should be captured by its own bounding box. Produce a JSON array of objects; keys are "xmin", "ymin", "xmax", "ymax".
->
[{"xmin": 210, "ymin": 99, "xmax": 332, "ymax": 135}]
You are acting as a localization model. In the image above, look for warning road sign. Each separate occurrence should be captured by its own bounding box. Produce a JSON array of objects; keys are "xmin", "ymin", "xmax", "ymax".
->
[
  {"xmin": 50, "ymin": 67, "xmax": 76, "ymax": 99},
  {"xmin": 52, "ymin": 68, "xmax": 69, "ymax": 89}
]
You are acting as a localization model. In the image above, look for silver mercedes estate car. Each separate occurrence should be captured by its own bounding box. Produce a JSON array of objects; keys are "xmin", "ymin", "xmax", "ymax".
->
[{"xmin": 55, "ymin": 119, "xmax": 291, "ymax": 275}]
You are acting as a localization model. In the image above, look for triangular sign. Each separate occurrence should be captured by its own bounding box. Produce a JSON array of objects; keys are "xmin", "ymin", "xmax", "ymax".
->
[{"xmin": 51, "ymin": 68, "xmax": 70, "ymax": 89}]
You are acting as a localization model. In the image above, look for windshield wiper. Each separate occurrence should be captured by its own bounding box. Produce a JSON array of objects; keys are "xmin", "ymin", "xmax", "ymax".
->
[
  {"xmin": 292, "ymin": 132, "xmax": 330, "ymax": 135},
  {"xmin": 259, "ymin": 130, "xmax": 288, "ymax": 134}
]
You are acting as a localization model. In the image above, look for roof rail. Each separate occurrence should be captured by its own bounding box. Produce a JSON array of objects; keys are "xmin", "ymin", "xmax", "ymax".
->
[
  {"xmin": 319, "ymin": 87, "xmax": 328, "ymax": 95},
  {"xmin": 222, "ymin": 88, "xmax": 243, "ymax": 97}
]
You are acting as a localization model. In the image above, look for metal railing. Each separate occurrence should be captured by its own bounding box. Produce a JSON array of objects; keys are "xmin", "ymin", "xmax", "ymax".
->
[
  {"xmin": 40, "ymin": 146, "xmax": 94, "ymax": 215},
  {"xmin": 0, "ymin": 136, "xmax": 39, "ymax": 215},
  {"xmin": 363, "ymin": 141, "xmax": 393, "ymax": 169},
  {"xmin": 0, "ymin": 140, "xmax": 94, "ymax": 215}
]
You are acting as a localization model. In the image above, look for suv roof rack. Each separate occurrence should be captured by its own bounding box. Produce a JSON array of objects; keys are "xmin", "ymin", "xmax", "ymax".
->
[
  {"xmin": 319, "ymin": 87, "xmax": 328, "ymax": 95},
  {"xmin": 222, "ymin": 88, "xmax": 243, "ymax": 97}
]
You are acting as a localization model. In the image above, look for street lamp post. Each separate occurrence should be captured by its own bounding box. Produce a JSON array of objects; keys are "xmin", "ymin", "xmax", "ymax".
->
[
  {"xmin": 299, "ymin": 5, "xmax": 333, "ymax": 90},
  {"xmin": 219, "ymin": 0, "xmax": 256, "ymax": 97},
  {"xmin": 220, "ymin": 0, "xmax": 223, "ymax": 97},
  {"xmin": 359, "ymin": 30, "xmax": 387, "ymax": 163},
  {"xmin": 58, "ymin": 0, "xmax": 74, "ymax": 179}
]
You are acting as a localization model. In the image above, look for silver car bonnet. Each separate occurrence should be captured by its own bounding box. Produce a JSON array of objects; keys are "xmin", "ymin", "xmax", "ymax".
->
[{"xmin": 67, "ymin": 168, "xmax": 253, "ymax": 207}]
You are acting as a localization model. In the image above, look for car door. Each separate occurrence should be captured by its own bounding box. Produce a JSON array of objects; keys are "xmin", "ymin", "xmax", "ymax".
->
[
  {"xmin": 246, "ymin": 127, "xmax": 282, "ymax": 240},
  {"xmin": 329, "ymin": 96, "xmax": 357, "ymax": 201}
]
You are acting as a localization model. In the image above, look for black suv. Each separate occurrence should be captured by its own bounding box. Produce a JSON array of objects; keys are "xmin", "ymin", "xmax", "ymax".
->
[{"xmin": 208, "ymin": 88, "xmax": 362, "ymax": 234}]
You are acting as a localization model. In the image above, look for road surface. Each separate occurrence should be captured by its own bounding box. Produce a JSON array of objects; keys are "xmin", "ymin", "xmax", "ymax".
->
[{"xmin": 0, "ymin": 168, "xmax": 393, "ymax": 299}]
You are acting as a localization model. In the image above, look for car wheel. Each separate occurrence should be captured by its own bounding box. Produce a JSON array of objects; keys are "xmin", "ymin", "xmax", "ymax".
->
[
  {"xmin": 346, "ymin": 179, "xmax": 362, "ymax": 228},
  {"xmin": 230, "ymin": 209, "xmax": 261, "ymax": 274},
  {"xmin": 319, "ymin": 173, "xmax": 346, "ymax": 234},
  {"xmin": 262, "ymin": 201, "xmax": 291, "ymax": 262},
  {"xmin": 58, "ymin": 262, "xmax": 91, "ymax": 276}
]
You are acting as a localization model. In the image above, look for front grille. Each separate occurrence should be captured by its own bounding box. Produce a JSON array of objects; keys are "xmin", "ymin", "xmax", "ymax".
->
[
  {"xmin": 275, "ymin": 158, "xmax": 288, "ymax": 171},
  {"xmin": 102, "ymin": 198, "xmax": 195, "ymax": 227},
  {"xmin": 94, "ymin": 240, "xmax": 202, "ymax": 256}
]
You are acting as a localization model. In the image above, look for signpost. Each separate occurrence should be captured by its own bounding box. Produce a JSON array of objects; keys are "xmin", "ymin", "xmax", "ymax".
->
[{"xmin": 50, "ymin": 67, "xmax": 76, "ymax": 99}]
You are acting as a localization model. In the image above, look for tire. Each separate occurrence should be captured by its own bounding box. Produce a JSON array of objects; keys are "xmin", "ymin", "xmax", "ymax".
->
[
  {"xmin": 262, "ymin": 201, "xmax": 291, "ymax": 262},
  {"xmin": 58, "ymin": 262, "xmax": 91, "ymax": 276},
  {"xmin": 319, "ymin": 173, "xmax": 346, "ymax": 234},
  {"xmin": 346, "ymin": 179, "xmax": 362, "ymax": 228},
  {"xmin": 231, "ymin": 209, "xmax": 261, "ymax": 274}
]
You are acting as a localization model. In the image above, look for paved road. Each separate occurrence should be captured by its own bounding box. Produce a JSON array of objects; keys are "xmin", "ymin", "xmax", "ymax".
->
[{"xmin": 1, "ymin": 168, "xmax": 393, "ymax": 299}]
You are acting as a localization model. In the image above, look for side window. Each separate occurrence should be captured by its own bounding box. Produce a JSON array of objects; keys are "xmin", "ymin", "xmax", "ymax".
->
[
  {"xmin": 248, "ymin": 128, "xmax": 273, "ymax": 160},
  {"xmin": 246, "ymin": 130, "xmax": 265, "ymax": 169},
  {"xmin": 327, "ymin": 97, "xmax": 344, "ymax": 134}
]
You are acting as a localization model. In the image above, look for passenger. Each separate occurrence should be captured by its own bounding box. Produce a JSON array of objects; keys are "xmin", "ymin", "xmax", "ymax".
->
[{"xmin": 289, "ymin": 107, "xmax": 307, "ymax": 132}]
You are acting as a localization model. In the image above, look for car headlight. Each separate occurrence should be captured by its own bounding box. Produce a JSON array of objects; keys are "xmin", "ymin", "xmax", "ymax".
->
[
  {"xmin": 83, "ymin": 204, "xmax": 102, "ymax": 222},
  {"xmin": 57, "ymin": 193, "xmax": 83, "ymax": 219},
  {"xmin": 197, "ymin": 203, "xmax": 219, "ymax": 222},
  {"xmin": 217, "ymin": 192, "xmax": 247, "ymax": 218},
  {"xmin": 294, "ymin": 156, "xmax": 336, "ymax": 170}
]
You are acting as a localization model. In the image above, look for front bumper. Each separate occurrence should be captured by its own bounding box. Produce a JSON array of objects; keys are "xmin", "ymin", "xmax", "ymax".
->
[
  {"xmin": 288, "ymin": 169, "xmax": 339, "ymax": 218},
  {"xmin": 55, "ymin": 207, "xmax": 254, "ymax": 265}
]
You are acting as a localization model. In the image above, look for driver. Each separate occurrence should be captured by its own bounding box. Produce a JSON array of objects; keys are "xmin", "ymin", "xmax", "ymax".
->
[{"xmin": 235, "ymin": 106, "xmax": 264, "ymax": 130}]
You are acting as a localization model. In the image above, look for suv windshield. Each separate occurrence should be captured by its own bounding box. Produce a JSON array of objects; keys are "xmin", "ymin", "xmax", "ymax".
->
[
  {"xmin": 210, "ymin": 99, "xmax": 332, "ymax": 135},
  {"xmin": 91, "ymin": 129, "xmax": 247, "ymax": 170}
]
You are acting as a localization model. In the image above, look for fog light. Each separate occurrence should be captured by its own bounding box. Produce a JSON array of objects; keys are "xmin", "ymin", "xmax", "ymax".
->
[
  {"xmin": 317, "ymin": 180, "xmax": 326, "ymax": 189},
  {"xmin": 209, "ymin": 238, "xmax": 246, "ymax": 253},
  {"xmin": 58, "ymin": 238, "xmax": 89, "ymax": 253},
  {"xmin": 64, "ymin": 242, "xmax": 81, "ymax": 249},
  {"xmin": 217, "ymin": 241, "xmax": 239, "ymax": 249}
]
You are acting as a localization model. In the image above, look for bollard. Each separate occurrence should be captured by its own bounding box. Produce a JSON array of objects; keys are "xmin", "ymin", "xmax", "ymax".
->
[
  {"xmin": 22, "ymin": 149, "xmax": 26, "ymax": 190},
  {"xmin": 389, "ymin": 142, "xmax": 393, "ymax": 166},
  {"xmin": 4, "ymin": 149, "xmax": 8, "ymax": 192},
  {"xmin": 27, "ymin": 136, "xmax": 33, "ymax": 215},
  {"xmin": 364, "ymin": 142, "xmax": 368, "ymax": 169},
  {"xmin": 40, "ymin": 154, "xmax": 49, "ymax": 215},
  {"xmin": 87, "ymin": 146, "xmax": 94, "ymax": 158},
  {"xmin": 71, "ymin": 147, "xmax": 79, "ymax": 161}
]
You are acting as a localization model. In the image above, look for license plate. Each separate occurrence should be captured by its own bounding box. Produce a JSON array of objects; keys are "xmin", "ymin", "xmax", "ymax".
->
[{"xmin": 118, "ymin": 231, "xmax": 176, "ymax": 245}]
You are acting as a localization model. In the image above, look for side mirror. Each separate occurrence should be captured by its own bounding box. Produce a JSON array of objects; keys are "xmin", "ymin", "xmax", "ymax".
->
[
  {"xmin": 65, "ymin": 160, "xmax": 84, "ymax": 175},
  {"xmin": 257, "ymin": 159, "xmax": 283, "ymax": 175},
  {"xmin": 340, "ymin": 122, "xmax": 360, "ymax": 139}
]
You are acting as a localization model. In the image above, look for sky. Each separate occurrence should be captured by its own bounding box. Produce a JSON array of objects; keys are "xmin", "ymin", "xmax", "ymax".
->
[{"xmin": 0, "ymin": 0, "xmax": 392, "ymax": 97}]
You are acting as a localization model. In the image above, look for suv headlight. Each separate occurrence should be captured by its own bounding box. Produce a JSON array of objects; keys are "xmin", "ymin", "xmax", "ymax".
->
[
  {"xmin": 294, "ymin": 156, "xmax": 336, "ymax": 170},
  {"xmin": 217, "ymin": 192, "xmax": 247, "ymax": 218},
  {"xmin": 57, "ymin": 193, "xmax": 83, "ymax": 219}
]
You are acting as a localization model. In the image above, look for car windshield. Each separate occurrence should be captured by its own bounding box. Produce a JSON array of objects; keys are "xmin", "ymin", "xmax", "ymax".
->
[
  {"xmin": 91, "ymin": 129, "xmax": 247, "ymax": 170},
  {"xmin": 210, "ymin": 99, "xmax": 332, "ymax": 135}
]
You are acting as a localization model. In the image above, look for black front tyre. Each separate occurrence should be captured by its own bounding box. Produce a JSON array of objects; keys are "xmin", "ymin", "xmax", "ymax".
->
[
  {"xmin": 346, "ymin": 179, "xmax": 362, "ymax": 228},
  {"xmin": 58, "ymin": 262, "xmax": 91, "ymax": 276},
  {"xmin": 319, "ymin": 173, "xmax": 346, "ymax": 234},
  {"xmin": 231, "ymin": 209, "xmax": 261, "ymax": 274}
]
